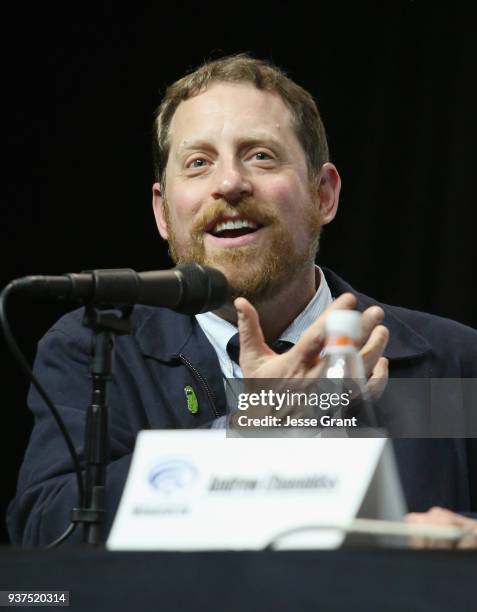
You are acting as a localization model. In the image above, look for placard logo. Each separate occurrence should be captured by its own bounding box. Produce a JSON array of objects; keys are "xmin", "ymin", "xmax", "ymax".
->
[{"xmin": 148, "ymin": 458, "xmax": 199, "ymax": 495}]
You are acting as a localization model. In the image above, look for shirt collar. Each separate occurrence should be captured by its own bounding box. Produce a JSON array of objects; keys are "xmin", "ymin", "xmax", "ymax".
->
[
  {"xmin": 279, "ymin": 267, "xmax": 333, "ymax": 344},
  {"xmin": 195, "ymin": 266, "xmax": 332, "ymax": 354}
]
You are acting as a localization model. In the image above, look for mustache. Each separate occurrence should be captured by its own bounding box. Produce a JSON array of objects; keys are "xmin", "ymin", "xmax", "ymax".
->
[{"xmin": 190, "ymin": 198, "xmax": 279, "ymax": 234}]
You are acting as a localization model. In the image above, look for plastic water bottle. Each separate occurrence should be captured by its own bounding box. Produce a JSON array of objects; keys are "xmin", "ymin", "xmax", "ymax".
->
[
  {"xmin": 321, "ymin": 310, "xmax": 366, "ymax": 380},
  {"xmin": 319, "ymin": 310, "xmax": 377, "ymax": 430}
]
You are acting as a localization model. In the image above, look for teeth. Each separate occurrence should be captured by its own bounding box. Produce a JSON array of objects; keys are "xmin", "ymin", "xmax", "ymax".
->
[{"xmin": 212, "ymin": 219, "xmax": 258, "ymax": 233}]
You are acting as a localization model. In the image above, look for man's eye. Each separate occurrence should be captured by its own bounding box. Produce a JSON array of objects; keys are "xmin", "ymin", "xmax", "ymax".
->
[
  {"xmin": 254, "ymin": 152, "xmax": 272, "ymax": 161},
  {"xmin": 188, "ymin": 159, "xmax": 208, "ymax": 169}
]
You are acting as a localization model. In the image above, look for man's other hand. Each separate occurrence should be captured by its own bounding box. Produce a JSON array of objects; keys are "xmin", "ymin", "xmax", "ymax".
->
[{"xmin": 406, "ymin": 507, "xmax": 477, "ymax": 549}]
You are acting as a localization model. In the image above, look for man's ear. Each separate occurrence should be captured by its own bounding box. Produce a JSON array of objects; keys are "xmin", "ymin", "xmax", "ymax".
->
[
  {"xmin": 152, "ymin": 182, "xmax": 169, "ymax": 240},
  {"xmin": 316, "ymin": 162, "xmax": 341, "ymax": 226}
]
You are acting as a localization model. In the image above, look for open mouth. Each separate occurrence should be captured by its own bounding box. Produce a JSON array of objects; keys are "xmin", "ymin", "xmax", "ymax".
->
[{"xmin": 207, "ymin": 217, "xmax": 263, "ymax": 240}]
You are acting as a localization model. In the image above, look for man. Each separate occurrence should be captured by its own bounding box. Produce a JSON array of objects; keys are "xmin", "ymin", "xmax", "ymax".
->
[{"xmin": 8, "ymin": 54, "xmax": 477, "ymax": 547}]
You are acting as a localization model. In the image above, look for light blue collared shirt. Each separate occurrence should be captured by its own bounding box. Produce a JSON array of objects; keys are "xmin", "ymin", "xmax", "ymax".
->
[{"xmin": 196, "ymin": 266, "xmax": 333, "ymax": 380}]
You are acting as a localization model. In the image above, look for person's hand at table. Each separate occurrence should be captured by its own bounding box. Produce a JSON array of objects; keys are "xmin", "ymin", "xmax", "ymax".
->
[{"xmin": 406, "ymin": 507, "xmax": 477, "ymax": 549}]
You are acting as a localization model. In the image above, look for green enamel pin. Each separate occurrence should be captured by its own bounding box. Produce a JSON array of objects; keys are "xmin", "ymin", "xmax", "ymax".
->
[{"xmin": 184, "ymin": 385, "xmax": 199, "ymax": 414}]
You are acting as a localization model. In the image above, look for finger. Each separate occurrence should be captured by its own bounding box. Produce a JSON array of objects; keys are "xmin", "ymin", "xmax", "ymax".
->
[
  {"xmin": 326, "ymin": 292, "xmax": 358, "ymax": 312},
  {"xmin": 406, "ymin": 508, "xmax": 466, "ymax": 549},
  {"xmin": 422, "ymin": 507, "xmax": 477, "ymax": 549},
  {"xmin": 293, "ymin": 293, "xmax": 358, "ymax": 366},
  {"xmin": 459, "ymin": 532, "xmax": 477, "ymax": 549},
  {"xmin": 419, "ymin": 506, "xmax": 469, "ymax": 526},
  {"xmin": 234, "ymin": 298, "xmax": 274, "ymax": 368},
  {"xmin": 359, "ymin": 306, "xmax": 385, "ymax": 347},
  {"xmin": 405, "ymin": 511, "xmax": 445, "ymax": 549},
  {"xmin": 407, "ymin": 507, "xmax": 462, "ymax": 525},
  {"xmin": 366, "ymin": 357, "xmax": 388, "ymax": 400},
  {"xmin": 360, "ymin": 325, "xmax": 389, "ymax": 377},
  {"xmin": 405, "ymin": 513, "xmax": 430, "ymax": 549}
]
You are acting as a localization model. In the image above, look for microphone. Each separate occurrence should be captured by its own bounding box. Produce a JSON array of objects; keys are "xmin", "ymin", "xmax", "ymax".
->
[{"xmin": 9, "ymin": 264, "xmax": 229, "ymax": 314}]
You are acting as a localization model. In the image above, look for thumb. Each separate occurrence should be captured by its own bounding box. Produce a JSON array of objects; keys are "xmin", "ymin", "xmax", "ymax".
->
[{"xmin": 234, "ymin": 297, "xmax": 274, "ymax": 370}]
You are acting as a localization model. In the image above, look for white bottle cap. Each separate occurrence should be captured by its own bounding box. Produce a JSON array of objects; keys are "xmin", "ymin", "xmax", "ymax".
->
[{"xmin": 325, "ymin": 310, "xmax": 362, "ymax": 341}]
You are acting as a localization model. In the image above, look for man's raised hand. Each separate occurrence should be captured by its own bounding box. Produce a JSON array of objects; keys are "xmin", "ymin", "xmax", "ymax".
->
[{"xmin": 234, "ymin": 292, "xmax": 389, "ymax": 397}]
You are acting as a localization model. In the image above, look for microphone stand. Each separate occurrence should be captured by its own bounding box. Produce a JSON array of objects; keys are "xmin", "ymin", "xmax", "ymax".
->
[{"xmin": 71, "ymin": 304, "xmax": 132, "ymax": 545}]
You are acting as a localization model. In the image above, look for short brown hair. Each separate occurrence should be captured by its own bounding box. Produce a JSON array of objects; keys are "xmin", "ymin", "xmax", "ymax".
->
[{"xmin": 152, "ymin": 53, "xmax": 329, "ymax": 189}]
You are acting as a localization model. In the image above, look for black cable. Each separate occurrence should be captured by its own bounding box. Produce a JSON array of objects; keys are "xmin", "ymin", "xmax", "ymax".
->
[
  {"xmin": 44, "ymin": 521, "xmax": 78, "ymax": 550},
  {"xmin": 265, "ymin": 524, "xmax": 342, "ymax": 551},
  {"xmin": 0, "ymin": 281, "xmax": 84, "ymax": 548}
]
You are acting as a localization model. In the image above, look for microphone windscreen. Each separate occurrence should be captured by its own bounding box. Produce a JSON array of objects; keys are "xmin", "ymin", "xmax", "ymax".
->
[{"xmin": 176, "ymin": 264, "xmax": 229, "ymax": 314}]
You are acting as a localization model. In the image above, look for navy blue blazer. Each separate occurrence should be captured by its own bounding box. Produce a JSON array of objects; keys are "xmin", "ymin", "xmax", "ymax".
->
[{"xmin": 7, "ymin": 269, "xmax": 477, "ymax": 546}]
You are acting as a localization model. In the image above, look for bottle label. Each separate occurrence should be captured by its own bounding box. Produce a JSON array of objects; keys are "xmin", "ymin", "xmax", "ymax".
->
[{"xmin": 325, "ymin": 335, "xmax": 357, "ymax": 348}]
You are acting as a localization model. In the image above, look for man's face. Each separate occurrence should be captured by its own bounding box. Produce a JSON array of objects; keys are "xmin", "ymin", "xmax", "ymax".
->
[{"xmin": 153, "ymin": 82, "xmax": 322, "ymax": 303}]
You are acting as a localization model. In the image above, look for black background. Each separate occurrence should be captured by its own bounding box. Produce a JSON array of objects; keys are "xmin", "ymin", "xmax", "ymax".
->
[{"xmin": 1, "ymin": 2, "xmax": 476, "ymax": 544}]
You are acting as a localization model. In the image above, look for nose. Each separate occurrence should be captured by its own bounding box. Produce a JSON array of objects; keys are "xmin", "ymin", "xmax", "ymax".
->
[{"xmin": 211, "ymin": 159, "xmax": 253, "ymax": 205}]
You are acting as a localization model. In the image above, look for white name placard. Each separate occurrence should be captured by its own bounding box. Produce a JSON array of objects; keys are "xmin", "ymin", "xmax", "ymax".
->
[{"xmin": 107, "ymin": 431, "xmax": 405, "ymax": 551}]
